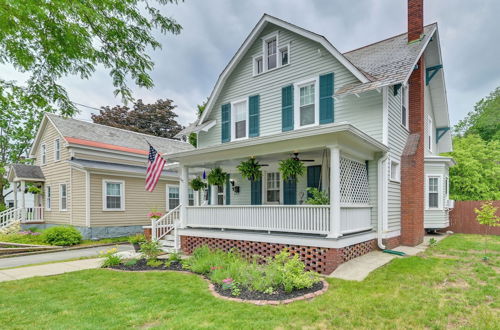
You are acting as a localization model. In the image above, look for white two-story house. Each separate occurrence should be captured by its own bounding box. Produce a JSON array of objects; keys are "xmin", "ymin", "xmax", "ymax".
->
[{"xmin": 161, "ymin": 0, "xmax": 454, "ymax": 274}]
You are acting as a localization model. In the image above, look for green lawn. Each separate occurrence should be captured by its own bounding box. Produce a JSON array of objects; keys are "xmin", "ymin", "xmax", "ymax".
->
[
  {"xmin": 0, "ymin": 233, "xmax": 132, "ymax": 247},
  {"xmin": 0, "ymin": 234, "xmax": 498, "ymax": 329}
]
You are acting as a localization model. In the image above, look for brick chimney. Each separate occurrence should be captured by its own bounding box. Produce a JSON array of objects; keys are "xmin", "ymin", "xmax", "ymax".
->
[{"xmin": 401, "ymin": 0, "xmax": 425, "ymax": 246}]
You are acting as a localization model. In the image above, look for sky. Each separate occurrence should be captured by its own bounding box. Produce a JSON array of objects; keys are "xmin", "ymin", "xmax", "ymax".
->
[{"xmin": 5, "ymin": 0, "xmax": 500, "ymax": 127}]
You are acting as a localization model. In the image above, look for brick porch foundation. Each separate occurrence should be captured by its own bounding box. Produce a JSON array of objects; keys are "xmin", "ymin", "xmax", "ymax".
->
[{"xmin": 180, "ymin": 235, "xmax": 379, "ymax": 274}]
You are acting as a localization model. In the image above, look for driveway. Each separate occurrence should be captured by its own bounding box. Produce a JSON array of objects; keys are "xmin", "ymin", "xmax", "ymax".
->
[{"xmin": 0, "ymin": 244, "xmax": 134, "ymax": 269}]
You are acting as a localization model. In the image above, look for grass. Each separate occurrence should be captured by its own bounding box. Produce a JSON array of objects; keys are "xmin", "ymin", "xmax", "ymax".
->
[
  {"xmin": 0, "ymin": 233, "xmax": 133, "ymax": 247},
  {"xmin": 0, "ymin": 234, "xmax": 498, "ymax": 329}
]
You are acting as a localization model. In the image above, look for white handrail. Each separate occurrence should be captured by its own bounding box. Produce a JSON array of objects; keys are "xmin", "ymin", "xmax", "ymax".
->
[
  {"xmin": 151, "ymin": 204, "xmax": 181, "ymax": 241},
  {"xmin": 0, "ymin": 207, "xmax": 22, "ymax": 228}
]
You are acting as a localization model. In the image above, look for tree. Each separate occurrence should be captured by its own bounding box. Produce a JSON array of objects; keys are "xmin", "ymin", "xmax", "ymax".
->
[
  {"xmin": 92, "ymin": 99, "xmax": 183, "ymax": 138},
  {"xmin": 188, "ymin": 102, "xmax": 207, "ymax": 147},
  {"xmin": 445, "ymin": 135, "xmax": 500, "ymax": 201},
  {"xmin": 474, "ymin": 201, "xmax": 500, "ymax": 260},
  {"xmin": 454, "ymin": 87, "xmax": 500, "ymax": 141}
]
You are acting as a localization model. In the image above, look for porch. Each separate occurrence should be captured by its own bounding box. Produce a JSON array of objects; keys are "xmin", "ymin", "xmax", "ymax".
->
[{"xmin": 166, "ymin": 123, "xmax": 387, "ymax": 240}]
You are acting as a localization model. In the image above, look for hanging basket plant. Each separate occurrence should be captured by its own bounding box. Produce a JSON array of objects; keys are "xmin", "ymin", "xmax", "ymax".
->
[
  {"xmin": 190, "ymin": 177, "xmax": 207, "ymax": 191},
  {"xmin": 278, "ymin": 157, "xmax": 305, "ymax": 181},
  {"xmin": 26, "ymin": 184, "xmax": 42, "ymax": 195},
  {"xmin": 207, "ymin": 167, "xmax": 227, "ymax": 187},
  {"xmin": 237, "ymin": 157, "xmax": 262, "ymax": 181}
]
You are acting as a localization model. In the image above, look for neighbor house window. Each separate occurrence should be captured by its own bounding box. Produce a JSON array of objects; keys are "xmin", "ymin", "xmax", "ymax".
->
[
  {"xmin": 280, "ymin": 46, "xmax": 289, "ymax": 66},
  {"xmin": 45, "ymin": 186, "xmax": 51, "ymax": 210},
  {"xmin": 59, "ymin": 184, "xmax": 67, "ymax": 211},
  {"xmin": 401, "ymin": 85, "xmax": 409, "ymax": 128},
  {"xmin": 41, "ymin": 144, "xmax": 46, "ymax": 165},
  {"xmin": 427, "ymin": 116, "xmax": 433, "ymax": 152},
  {"xmin": 427, "ymin": 177, "xmax": 439, "ymax": 209},
  {"xmin": 254, "ymin": 56, "xmax": 263, "ymax": 75},
  {"xmin": 266, "ymin": 172, "xmax": 280, "ymax": 203},
  {"xmin": 103, "ymin": 180, "xmax": 124, "ymax": 210},
  {"xmin": 232, "ymin": 100, "xmax": 247, "ymax": 139},
  {"xmin": 299, "ymin": 83, "xmax": 315, "ymax": 126},
  {"xmin": 54, "ymin": 139, "xmax": 61, "ymax": 161},
  {"xmin": 266, "ymin": 37, "xmax": 277, "ymax": 70},
  {"xmin": 167, "ymin": 185, "xmax": 194, "ymax": 209},
  {"xmin": 390, "ymin": 160, "xmax": 400, "ymax": 182}
]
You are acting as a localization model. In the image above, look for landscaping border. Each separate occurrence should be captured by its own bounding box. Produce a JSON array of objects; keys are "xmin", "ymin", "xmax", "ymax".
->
[
  {"xmin": 105, "ymin": 268, "xmax": 329, "ymax": 305},
  {"xmin": 0, "ymin": 242, "xmax": 130, "ymax": 259}
]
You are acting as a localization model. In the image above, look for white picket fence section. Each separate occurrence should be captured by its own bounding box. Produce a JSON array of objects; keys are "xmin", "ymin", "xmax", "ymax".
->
[
  {"xmin": 151, "ymin": 204, "xmax": 181, "ymax": 241},
  {"xmin": 0, "ymin": 208, "xmax": 22, "ymax": 228},
  {"xmin": 185, "ymin": 205, "xmax": 331, "ymax": 235}
]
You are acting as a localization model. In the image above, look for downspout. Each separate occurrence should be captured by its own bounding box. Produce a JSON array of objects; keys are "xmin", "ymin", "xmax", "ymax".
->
[{"xmin": 377, "ymin": 153, "xmax": 388, "ymax": 249}]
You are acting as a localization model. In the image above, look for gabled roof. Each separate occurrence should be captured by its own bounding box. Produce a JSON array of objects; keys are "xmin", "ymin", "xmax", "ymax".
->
[
  {"xmin": 8, "ymin": 164, "xmax": 45, "ymax": 182},
  {"xmin": 337, "ymin": 23, "xmax": 438, "ymax": 95},
  {"xmin": 30, "ymin": 113, "xmax": 194, "ymax": 158},
  {"xmin": 198, "ymin": 14, "xmax": 370, "ymax": 124}
]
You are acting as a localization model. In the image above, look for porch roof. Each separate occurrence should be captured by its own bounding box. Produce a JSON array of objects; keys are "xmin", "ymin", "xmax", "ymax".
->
[
  {"xmin": 7, "ymin": 164, "xmax": 45, "ymax": 182},
  {"xmin": 167, "ymin": 122, "xmax": 388, "ymax": 166},
  {"xmin": 69, "ymin": 159, "xmax": 178, "ymax": 179}
]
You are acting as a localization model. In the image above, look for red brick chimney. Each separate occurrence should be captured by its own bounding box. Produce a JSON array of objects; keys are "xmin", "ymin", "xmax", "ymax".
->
[{"xmin": 401, "ymin": 0, "xmax": 425, "ymax": 246}]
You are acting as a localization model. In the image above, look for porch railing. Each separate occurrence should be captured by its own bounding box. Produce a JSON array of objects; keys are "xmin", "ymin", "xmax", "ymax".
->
[
  {"xmin": 151, "ymin": 204, "xmax": 181, "ymax": 241},
  {"xmin": 340, "ymin": 206, "xmax": 372, "ymax": 234},
  {"xmin": 0, "ymin": 207, "xmax": 22, "ymax": 228},
  {"xmin": 24, "ymin": 207, "xmax": 44, "ymax": 223},
  {"xmin": 185, "ymin": 205, "xmax": 331, "ymax": 235}
]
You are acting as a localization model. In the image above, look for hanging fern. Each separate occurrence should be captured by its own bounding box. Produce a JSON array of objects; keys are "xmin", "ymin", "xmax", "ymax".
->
[
  {"xmin": 190, "ymin": 177, "xmax": 207, "ymax": 191},
  {"xmin": 278, "ymin": 158, "xmax": 305, "ymax": 181},
  {"xmin": 207, "ymin": 167, "xmax": 227, "ymax": 187},
  {"xmin": 237, "ymin": 157, "xmax": 262, "ymax": 181}
]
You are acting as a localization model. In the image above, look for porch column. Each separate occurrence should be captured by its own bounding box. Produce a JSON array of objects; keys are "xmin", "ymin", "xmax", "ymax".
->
[
  {"xmin": 328, "ymin": 146, "xmax": 341, "ymax": 238},
  {"xmin": 179, "ymin": 165, "xmax": 189, "ymax": 228},
  {"xmin": 13, "ymin": 182, "xmax": 18, "ymax": 209},
  {"xmin": 20, "ymin": 180, "xmax": 26, "ymax": 221}
]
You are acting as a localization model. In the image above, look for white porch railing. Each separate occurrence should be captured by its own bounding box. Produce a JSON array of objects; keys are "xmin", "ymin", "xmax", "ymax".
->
[
  {"xmin": 151, "ymin": 204, "xmax": 181, "ymax": 242},
  {"xmin": 0, "ymin": 207, "xmax": 45, "ymax": 228},
  {"xmin": 24, "ymin": 207, "xmax": 44, "ymax": 223},
  {"xmin": 185, "ymin": 205, "xmax": 331, "ymax": 235},
  {"xmin": 340, "ymin": 206, "xmax": 372, "ymax": 235},
  {"xmin": 0, "ymin": 207, "xmax": 22, "ymax": 228}
]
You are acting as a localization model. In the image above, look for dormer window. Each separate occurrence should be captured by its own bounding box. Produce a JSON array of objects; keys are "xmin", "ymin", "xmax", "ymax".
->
[
  {"xmin": 280, "ymin": 45, "xmax": 289, "ymax": 66},
  {"xmin": 41, "ymin": 144, "xmax": 46, "ymax": 165},
  {"xmin": 255, "ymin": 32, "xmax": 288, "ymax": 76},
  {"xmin": 266, "ymin": 38, "xmax": 277, "ymax": 70}
]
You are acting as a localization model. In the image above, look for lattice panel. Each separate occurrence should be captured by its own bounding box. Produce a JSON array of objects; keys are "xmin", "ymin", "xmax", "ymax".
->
[
  {"xmin": 340, "ymin": 157, "xmax": 370, "ymax": 204},
  {"xmin": 341, "ymin": 240, "xmax": 376, "ymax": 262}
]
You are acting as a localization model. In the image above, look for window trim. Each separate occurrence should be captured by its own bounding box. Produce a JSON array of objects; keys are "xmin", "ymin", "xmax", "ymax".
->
[
  {"xmin": 425, "ymin": 174, "xmax": 443, "ymax": 210},
  {"xmin": 263, "ymin": 33, "xmax": 278, "ymax": 71},
  {"xmin": 45, "ymin": 185, "xmax": 51, "ymax": 211},
  {"xmin": 230, "ymin": 98, "xmax": 249, "ymax": 141},
  {"xmin": 279, "ymin": 43, "xmax": 290, "ymax": 67},
  {"xmin": 102, "ymin": 179, "xmax": 125, "ymax": 211},
  {"xmin": 294, "ymin": 76, "xmax": 320, "ymax": 130},
  {"xmin": 263, "ymin": 171, "xmax": 281, "ymax": 204},
  {"xmin": 59, "ymin": 183, "xmax": 68, "ymax": 211},
  {"xmin": 54, "ymin": 139, "xmax": 61, "ymax": 162},
  {"xmin": 41, "ymin": 144, "xmax": 46, "ymax": 165},
  {"xmin": 389, "ymin": 159, "xmax": 401, "ymax": 183},
  {"xmin": 253, "ymin": 55, "xmax": 263, "ymax": 76},
  {"xmin": 401, "ymin": 85, "xmax": 409, "ymax": 130},
  {"xmin": 166, "ymin": 184, "xmax": 195, "ymax": 210}
]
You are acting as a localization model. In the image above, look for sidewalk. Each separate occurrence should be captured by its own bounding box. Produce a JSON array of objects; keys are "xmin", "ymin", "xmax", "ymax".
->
[
  {"xmin": 0, "ymin": 258, "xmax": 103, "ymax": 282},
  {"xmin": 329, "ymin": 234, "xmax": 448, "ymax": 281}
]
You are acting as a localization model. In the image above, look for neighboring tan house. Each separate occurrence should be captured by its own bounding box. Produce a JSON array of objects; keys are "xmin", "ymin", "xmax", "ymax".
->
[
  {"xmin": 166, "ymin": 0, "xmax": 455, "ymax": 274},
  {"xmin": 2, "ymin": 113, "xmax": 193, "ymax": 238}
]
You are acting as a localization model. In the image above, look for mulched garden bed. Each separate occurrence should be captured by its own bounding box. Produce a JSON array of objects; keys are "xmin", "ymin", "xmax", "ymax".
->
[
  {"xmin": 110, "ymin": 259, "xmax": 185, "ymax": 272},
  {"xmin": 213, "ymin": 280, "xmax": 324, "ymax": 301}
]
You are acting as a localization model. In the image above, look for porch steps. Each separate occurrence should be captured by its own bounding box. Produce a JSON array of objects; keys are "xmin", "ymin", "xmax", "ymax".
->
[{"xmin": 159, "ymin": 234, "xmax": 178, "ymax": 253}]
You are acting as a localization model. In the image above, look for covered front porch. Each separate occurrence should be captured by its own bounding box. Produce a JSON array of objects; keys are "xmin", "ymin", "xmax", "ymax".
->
[{"xmin": 168, "ymin": 123, "xmax": 387, "ymax": 239}]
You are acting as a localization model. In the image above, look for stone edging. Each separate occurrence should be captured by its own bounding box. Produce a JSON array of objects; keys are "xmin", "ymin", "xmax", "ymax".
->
[{"xmin": 106, "ymin": 268, "xmax": 329, "ymax": 305}]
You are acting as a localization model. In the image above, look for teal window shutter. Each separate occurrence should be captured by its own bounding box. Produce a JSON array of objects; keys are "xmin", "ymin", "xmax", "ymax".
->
[
  {"xmin": 225, "ymin": 174, "xmax": 231, "ymax": 205},
  {"xmin": 221, "ymin": 103, "xmax": 231, "ymax": 143},
  {"xmin": 249, "ymin": 95, "xmax": 260, "ymax": 137},
  {"xmin": 207, "ymin": 185, "xmax": 211, "ymax": 204},
  {"xmin": 282, "ymin": 85, "xmax": 294, "ymax": 131},
  {"xmin": 319, "ymin": 73, "xmax": 334, "ymax": 124},
  {"xmin": 283, "ymin": 179, "xmax": 297, "ymax": 205},
  {"xmin": 307, "ymin": 165, "xmax": 322, "ymax": 198},
  {"xmin": 250, "ymin": 179, "xmax": 262, "ymax": 205}
]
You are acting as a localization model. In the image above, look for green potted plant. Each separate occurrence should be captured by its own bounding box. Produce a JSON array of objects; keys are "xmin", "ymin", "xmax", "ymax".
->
[
  {"xmin": 305, "ymin": 188, "xmax": 329, "ymax": 205},
  {"xmin": 237, "ymin": 157, "xmax": 262, "ymax": 181},
  {"xmin": 128, "ymin": 234, "xmax": 147, "ymax": 252},
  {"xmin": 207, "ymin": 167, "xmax": 227, "ymax": 187},
  {"xmin": 278, "ymin": 157, "xmax": 305, "ymax": 181},
  {"xmin": 190, "ymin": 177, "xmax": 207, "ymax": 191}
]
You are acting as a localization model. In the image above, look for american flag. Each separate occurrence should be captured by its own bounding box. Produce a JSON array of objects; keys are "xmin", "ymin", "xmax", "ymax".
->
[{"xmin": 145, "ymin": 145, "xmax": 166, "ymax": 192}]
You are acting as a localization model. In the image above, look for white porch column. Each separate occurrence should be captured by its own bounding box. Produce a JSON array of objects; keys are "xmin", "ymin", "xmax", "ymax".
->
[
  {"xmin": 13, "ymin": 182, "xmax": 18, "ymax": 208},
  {"xmin": 210, "ymin": 185, "xmax": 218, "ymax": 205},
  {"xmin": 20, "ymin": 180, "xmax": 26, "ymax": 221},
  {"xmin": 179, "ymin": 165, "xmax": 189, "ymax": 228},
  {"xmin": 328, "ymin": 146, "xmax": 341, "ymax": 238}
]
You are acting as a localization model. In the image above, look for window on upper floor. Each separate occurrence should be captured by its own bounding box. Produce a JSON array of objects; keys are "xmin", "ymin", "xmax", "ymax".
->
[
  {"xmin": 427, "ymin": 115, "xmax": 433, "ymax": 152},
  {"xmin": 401, "ymin": 85, "xmax": 409, "ymax": 129},
  {"xmin": 280, "ymin": 45, "xmax": 289, "ymax": 66},
  {"xmin": 266, "ymin": 37, "xmax": 277, "ymax": 70},
  {"xmin": 41, "ymin": 144, "xmax": 46, "ymax": 165},
  {"xmin": 254, "ymin": 56, "xmax": 263, "ymax": 75},
  {"xmin": 54, "ymin": 139, "xmax": 61, "ymax": 161},
  {"xmin": 232, "ymin": 99, "xmax": 248, "ymax": 139},
  {"xmin": 299, "ymin": 82, "xmax": 316, "ymax": 126}
]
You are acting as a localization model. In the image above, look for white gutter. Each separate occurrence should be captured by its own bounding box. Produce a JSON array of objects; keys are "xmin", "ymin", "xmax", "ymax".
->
[{"xmin": 377, "ymin": 153, "xmax": 388, "ymax": 249}]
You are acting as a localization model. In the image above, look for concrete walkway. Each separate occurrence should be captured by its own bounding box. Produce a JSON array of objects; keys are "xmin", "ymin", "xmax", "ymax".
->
[
  {"xmin": 0, "ymin": 244, "xmax": 133, "ymax": 269},
  {"xmin": 329, "ymin": 234, "xmax": 448, "ymax": 281},
  {"xmin": 0, "ymin": 258, "xmax": 103, "ymax": 282}
]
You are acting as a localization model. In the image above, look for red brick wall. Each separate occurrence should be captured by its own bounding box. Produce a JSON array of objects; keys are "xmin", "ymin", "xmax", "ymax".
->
[
  {"xmin": 180, "ymin": 235, "xmax": 377, "ymax": 275},
  {"xmin": 447, "ymin": 201, "xmax": 500, "ymax": 235},
  {"xmin": 408, "ymin": 0, "xmax": 424, "ymax": 42},
  {"xmin": 383, "ymin": 236, "xmax": 401, "ymax": 249}
]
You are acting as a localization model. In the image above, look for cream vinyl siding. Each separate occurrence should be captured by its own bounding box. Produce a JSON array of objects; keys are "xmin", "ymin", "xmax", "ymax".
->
[
  {"xmin": 70, "ymin": 167, "xmax": 87, "ymax": 226},
  {"xmin": 198, "ymin": 24, "xmax": 383, "ymax": 148},
  {"xmin": 89, "ymin": 173, "xmax": 177, "ymax": 227},
  {"xmin": 71, "ymin": 151, "xmax": 147, "ymax": 167},
  {"xmin": 36, "ymin": 121, "xmax": 71, "ymax": 225}
]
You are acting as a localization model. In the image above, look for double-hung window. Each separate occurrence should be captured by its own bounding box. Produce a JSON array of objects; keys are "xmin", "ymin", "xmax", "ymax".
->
[
  {"xmin": 280, "ymin": 46, "xmax": 289, "ymax": 66},
  {"xmin": 54, "ymin": 139, "xmax": 61, "ymax": 161},
  {"xmin": 254, "ymin": 56, "xmax": 263, "ymax": 75},
  {"xmin": 266, "ymin": 172, "xmax": 280, "ymax": 204},
  {"xmin": 299, "ymin": 83, "xmax": 316, "ymax": 126},
  {"xmin": 401, "ymin": 85, "xmax": 409, "ymax": 128},
  {"xmin": 45, "ymin": 186, "xmax": 51, "ymax": 210},
  {"xmin": 59, "ymin": 184, "xmax": 67, "ymax": 211},
  {"xmin": 41, "ymin": 144, "xmax": 46, "ymax": 165},
  {"xmin": 232, "ymin": 100, "xmax": 247, "ymax": 139},
  {"xmin": 427, "ymin": 177, "xmax": 439, "ymax": 209},
  {"xmin": 104, "ymin": 180, "xmax": 124, "ymax": 210},
  {"xmin": 266, "ymin": 37, "xmax": 277, "ymax": 70},
  {"xmin": 167, "ymin": 185, "xmax": 194, "ymax": 209}
]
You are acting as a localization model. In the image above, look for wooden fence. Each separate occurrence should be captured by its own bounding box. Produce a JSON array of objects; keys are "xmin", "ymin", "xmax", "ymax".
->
[{"xmin": 447, "ymin": 201, "xmax": 500, "ymax": 235}]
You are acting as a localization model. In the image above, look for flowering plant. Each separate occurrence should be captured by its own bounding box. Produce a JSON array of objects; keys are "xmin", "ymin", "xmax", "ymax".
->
[
  {"xmin": 222, "ymin": 278, "xmax": 233, "ymax": 290},
  {"xmin": 147, "ymin": 209, "xmax": 163, "ymax": 220},
  {"xmin": 18, "ymin": 230, "xmax": 41, "ymax": 236}
]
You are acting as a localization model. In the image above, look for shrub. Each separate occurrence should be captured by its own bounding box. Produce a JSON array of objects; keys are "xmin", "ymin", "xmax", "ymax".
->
[
  {"xmin": 139, "ymin": 240, "xmax": 163, "ymax": 260},
  {"xmin": 41, "ymin": 226, "xmax": 82, "ymax": 246},
  {"xmin": 100, "ymin": 247, "xmax": 122, "ymax": 267},
  {"xmin": 305, "ymin": 188, "xmax": 329, "ymax": 205},
  {"xmin": 128, "ymin": 234, "xmax": 146, "ymax": 245},
  {"xmin": 146, "ymin": 259, "xmax": 164, "ymax": 267},
  {"xmin": 124, "ymin": 259, "xmax": 138, "ymax": 267}
]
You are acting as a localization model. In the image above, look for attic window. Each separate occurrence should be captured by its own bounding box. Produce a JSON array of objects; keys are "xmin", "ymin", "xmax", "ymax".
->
[
  {"xmin": 254, "ymin": 56, "xmax": 263, "ymax": 75},
  {"xmin": 266, "ymin": 38, "xmax": 277, "ymax": 70},
  {"xmin": 280, "ymin": 45, "xmax": 289, "ymax": 66}
]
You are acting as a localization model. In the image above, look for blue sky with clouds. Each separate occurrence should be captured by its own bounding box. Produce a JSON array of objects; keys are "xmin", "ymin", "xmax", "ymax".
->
[{"xmin": 6, "ymin": 0, "xmax": 499, "ymax": 127}]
